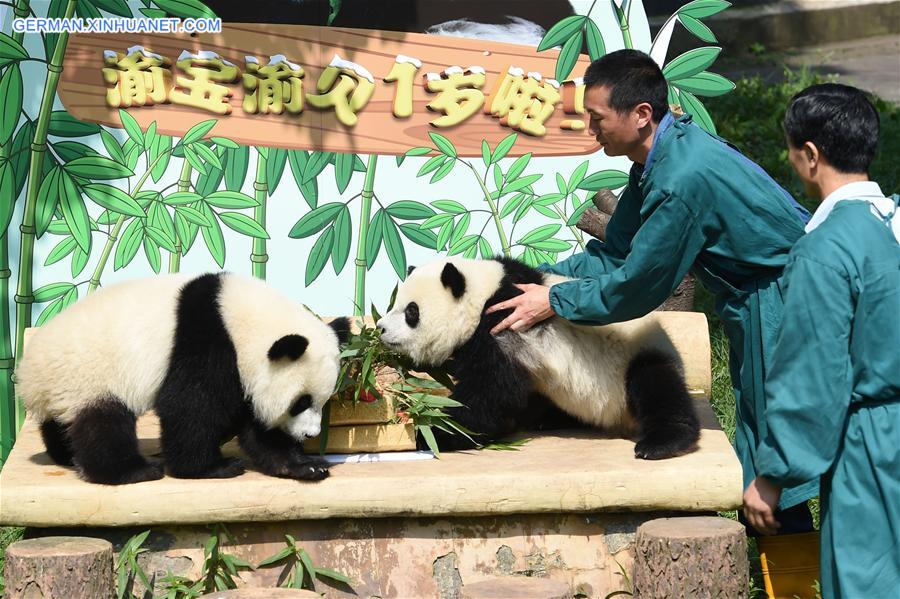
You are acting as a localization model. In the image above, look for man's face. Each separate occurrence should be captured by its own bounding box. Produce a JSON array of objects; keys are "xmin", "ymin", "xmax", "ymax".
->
[{"xmin": 585, "ymin": 84, "xmax": 642, "ymax": 157}]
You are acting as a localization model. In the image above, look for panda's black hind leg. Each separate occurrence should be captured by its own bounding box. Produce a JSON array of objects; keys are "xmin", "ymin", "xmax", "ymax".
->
[
  {"xmin": 67, "ymin": 398, "xmax": 164, "ymax": 484},
  {"xmin": 40, "ymin": 418, "xmax": 74, "ymax": 466},
  {"xmin": 626, "ymin": 349, "xmax": 700, "ymax": 460}
]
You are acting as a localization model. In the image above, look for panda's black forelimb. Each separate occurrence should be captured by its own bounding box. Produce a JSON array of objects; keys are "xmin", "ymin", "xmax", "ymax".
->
[
  {"xmin": 67, "ymin": 397, "xmax": 164, "ymax": 484},
  {"xmin": 625, "ymin": 349, "xmax": 700, "ymax": 460},
  {"xmin": 238, "ymin": 421, "xmax": 329, "ymax": 481}
]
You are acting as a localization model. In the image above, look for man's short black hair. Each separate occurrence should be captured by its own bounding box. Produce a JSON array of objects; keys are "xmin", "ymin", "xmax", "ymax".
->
[
  {"xmin": 583, "ymin": 49, "xmax": 668, "ymax": 123},
  {"xmin": 783, "ymin": 83, "xmax": 880, "ymax": 174}
]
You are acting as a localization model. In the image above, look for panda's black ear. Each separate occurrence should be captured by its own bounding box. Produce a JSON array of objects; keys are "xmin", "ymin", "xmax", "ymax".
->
[
  {"xmin": 328, "ymin": 317, "xmax": 351, "ymax": 345},
  {"xmin": 268, "ymin": 334, "xmax": 308, "ymax": 361},
  {"xmin": 441, "ymin": 262, "xmax": 466, "ymax": 299},
  {"xmin": 407, "ymin": 265, "xmax": 416, "ymax": 276}
]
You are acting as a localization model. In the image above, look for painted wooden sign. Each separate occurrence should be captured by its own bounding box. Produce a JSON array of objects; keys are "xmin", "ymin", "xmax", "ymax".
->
[{"xmin": 57, "ymin": 24, "xmax": 597, "ymax": 157}]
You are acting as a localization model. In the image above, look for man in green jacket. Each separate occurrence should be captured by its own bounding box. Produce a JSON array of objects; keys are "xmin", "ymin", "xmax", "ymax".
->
[
  {"xmin": 743, "ymin": 83, "xmax": 899, "ymax": 599},
  {"xmin": 486, "ymin": 50, "xmax": 817, "ymax": 530}
]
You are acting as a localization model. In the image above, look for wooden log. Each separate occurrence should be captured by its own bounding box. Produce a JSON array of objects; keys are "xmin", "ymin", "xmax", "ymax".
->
[
  {"xmin": 592, "ymin": 187, "xmax": 620, "ymax": 216},
  {"xmin": 461, "ymin": 576, "xmax": 571, "ymax": 599},
  {"xmin": 575, "ymin": 207, "xmax": 611, "ymax": 241},
  {"xmin": 3, "ymin": 537, "xmax": 115, "ymax": 599},
  {"xmin": 632, "ymin": 517, "xmax": 749, "ymax": 599}
]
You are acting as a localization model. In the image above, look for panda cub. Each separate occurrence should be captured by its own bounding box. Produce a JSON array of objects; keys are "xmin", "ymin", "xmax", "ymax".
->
[
  {"xmin": 377, "ymin": 257, "xmax": 700, "ymax": 459},
  {"xmin": 16, "ymin": 273, "xmax": 349, "ymax": 485}
]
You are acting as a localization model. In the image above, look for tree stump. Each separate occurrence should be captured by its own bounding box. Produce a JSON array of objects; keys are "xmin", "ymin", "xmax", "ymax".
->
[
  {"xmin": 199, "ymin": 589, "xmax": 321, "ymax": 598},
  {"xmin": 575, "ymin": 188, "xmax": 696, "ymax": 311},
  {"xmin": 461, "ymin": 576, "xmax": 571, "ymax": 599},
  {"xmin": 3, "ymin": 536, "xmax": 115, "ymax": 599},
  {"xmin": 633, "ymin": 517, "xmax": 749, "ymax": 599}
]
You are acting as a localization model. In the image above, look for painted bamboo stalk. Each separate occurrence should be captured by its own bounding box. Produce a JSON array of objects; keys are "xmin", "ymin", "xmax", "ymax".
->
[
  {"xmin": 169, "ymin": 160, "xmax": 192, "ymax": 273},
  {"xmin": 465, "ymin": 161, "xmax": 511, "ymax": 257},
  {"xmin": 13, "ymin": 0, "xmax": 77, "ymax": 428},
  {"xmin": 353, "ymin": 154, "xmax": 377, "ymax": 315},
  {"xmin": 251, "ymin": 151, "xmax": 268, "ymax": 279}
]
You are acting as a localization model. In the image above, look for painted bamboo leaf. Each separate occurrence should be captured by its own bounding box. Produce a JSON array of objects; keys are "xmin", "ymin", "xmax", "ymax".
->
[
  {"xmin": 399, "ymin": 223, "xmax": 437, "ymax": 249},
  {"xmin": 183, "ymin": 145, "xmax": 207, "ymax": 175},
  {"xmin": 35, "ymin": 298, "xmax": 64, "ymax": 327},
  {"xmin": 0, "ymin": 64, "xmax": 22, "ymax": 145},
  {"xmin": 153, "ymin": 0, "xmax": 216, "ymax": 18},
  {"xmin": 481, "ymin": 141, "xmax": 491, "ymax": 168},
  {"xmin": 150, "ymin": 134, "xmax": 173, "ymax": 182},
  {"xmin": 334, "ymin": 153, "xmax": 354, "ymax": 193},
  {"xmin": 305, "ymin": 226, "xmax": 334, "ymax": 285},
  {"xmin": 499, "ymin": 193, "xmax": 527, "ymax": 218},
  {"xmin": 99, "ymin": 129, "xmax": 126, "ymax": 164},
  {"xmin": 432, "ymin": 200, "xmax": 467, "ymax": 215},
  {"xmin": 479, "ymin": 237, "xmax": 493, "ymax": 259},
  {"xmin": 679, "ymin": 90, "xmax": 717, "ymax": 134},
  {"xmin": 76, "ymin": 0, "xmax": 102, "ymax": 19},
  {"xmin": 174, "ymin": 206, "xmax": 200, "ymax": 255},
  {"xmin": 493, "ymin": 164, "xmax": 503, "ymax": 190},
  {"xmin": 53, "ymin": 141, "xmax": 101, "ymax": 163},
  {"xmin": 93, "ymin": 0, "xmax": 132, "ymax": 17},
  {"xmin": 303, "ymin": 151, "xmax": 333, "ymax": 184},
  {"xmin": 568, "ymin": 160, "xmax": 590, "ymax": 193},
  {"xmin": 164, "ymin": 191, "xmax": 203, "ymax": 206},
  {"xmin": 57, "ymin": 170, "xmax": 92, "ymax": 252},
  {"xmin": 668, "ymin": 84, "xmax": 680, "ymax": 108},
  {"xmin": 679, "ymin": 0, "xmax": 731, "ymax": 19},
  {"xmin": 672, "ymin": 71, "xmax": 734, "ymax": 97},
  {"xmin": 448, "ymin": 234, "xmax": 478, "ymax": 256},
  {"xmin": 449, "ymin": 213, "xmax": 471, "ymax": 246},
  {"xmin": 42, "ymin": 0, "xmax": 68, "ymax": 59},
  {"xmin": 585, "ymin": 19, "xmax": 606, "ymax": 61},
  {"xmin": 288, "ymin": 203, "xmax": 344, "ymax": 238},
  {"xmin": 531, "ymin": 239, "xmax": 572, "ymax": 252},
  {"xmin": 225, "ymin": 145, "xmax": 250, "ymax": 191},
  {"xmin": 10, "ymin": 120, "xmax": 34, "ymax": 197},
  {"xmin": 428, "ymin": 132, "xmax": 457, "ymax": 158},
  {"xmin": 114, "ymin": 218, "xmax": 144, "ymax": 270},
  {"xmin": 365, "ymin": 209, "xmax": 384, "ymax": 268},
  {"xmin": 174, "ymin": 205, "xmax": 211, "ymax": 226},
  {"xmin": 144, "ymin": 236, "xmax": 162, "ymax": 273},
  {"xmin": 435, "ymin": 219, "xmax": 453, "ymax": 251},
  {"xmin": 331, "ymin": 206, "xmax": 351, "ymax": 274},
  {"xmin": 219, "ymin": 212, "xmax": 270, "ymax": 239},
  {"xmin": 118, "ymin": 108, "xmax": 144, "ymax": 148},
  {"xmin": 381, "ymin": 217, "xmax": 407, "ymax": 279},
  {"xmin": 578, "ymin": 170, "xmax": 629, "ymax": 191},
  {"xmin": 47, "ymin": 111, "xmax": 101, "ymax": 137},
  {"xmin": 420, "ymin": 213, "xmax": 454, "ymax": 230},
  {"xmin": 211, "ymin": 136, "xmax": 238, "ymax": 149},
  {"xmin": 199, "ymin": 203, "xmax": 226, "ymax": 267},
  {"xmin": 513, "ymin": 196, "xmax": 533, "ymax": 223},
  {"xmin": 195, "ymin": 151, "xmax": 225, "ymax": 196},
  {"xmin": 518, "ymin": 224, "xmax": 560, "ymax": 245},
  {"xmin": 204, "ymin": 190, "xmax": 258, "ymax": 209},
  {"xmin": 45, "ymin": 236, "xmax": 78, "ymax": 266},
  {"xmin": 180, "ymin": 118, "xmax": 217, "ymax": 145},
  {"xmin": 385, "ymin": 201, "xmax": 435, "ymax": 220},
  {"xmin": 145, "ymin": 226, "xmax": 178, "ymax": 253},
  {"xmin": 662, "ymin": 47, "xmax": 722, "ymax": 81},
  {"xmin": 33, "ymin": 282, "xmax": 74, "ymax": 302},
  {"xmin": 0, "ymin": 162, "xmax": 14, "ymax": 233},
  {"xmin": 149, "ymin": 202, "xmax": 178, "ymax": 247},
  {"xmin": 71, "ymin": 245, "xmax": 89, "ymax": 277},
  {"xmin": 679, "ymin": 13, "xmax": 716, "ymax": 43},
  {"xmin": 83, "ymin": 184, "xmax": 144, "ymax": 217},
  {"xmin": 504, "ymin": 173, "xmax": 542, "ymax": 194},
  {"xmin": 417, "ymin": 155, "xmax": 446, "ymax": 178},
  {"xmin": 430, "ymin": 158, "xmax": 455, "ymax": 183},
  {"xmin": 143, "ymin": 121, "xmax": 157, "ymax": 152},
  {"xmin": 537, "ymin": 15, "xmax": 585, "ymax": 51},
  {"xmin": 266, "ymin": 148, "xmax": 288, "ymax": 196},
  {"xmin": 566, "ymin": 198, "xmax": 595, "ymax": 225},
  {"xmin": 65, "ymin": 156, "xmax": 134, "ymax": 180},
  {"xmin": 556, "ymin": 30, "xmax": 584, "ymax": 82},
  {"xmin": 287, "ymin": 149, "xmax": 318, "ymax": 208},
  {"xmin": 492, "ymin": 133, "xmax": 517, "ymax": 163}
]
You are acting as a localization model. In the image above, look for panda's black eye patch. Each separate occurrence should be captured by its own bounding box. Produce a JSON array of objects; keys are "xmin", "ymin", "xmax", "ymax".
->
[
  {"xmin": 405, "ymin": 302, "xmax": 419, "ymax": 328},
  {"xmin": 289, "ymin": 394, "xmax": 312, "ymax": 417}
]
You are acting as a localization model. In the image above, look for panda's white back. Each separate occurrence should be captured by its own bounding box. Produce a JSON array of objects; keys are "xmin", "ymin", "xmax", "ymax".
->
[{"xmin": 16, "ymin": 274, "xmax": 191, "ymax": 424}]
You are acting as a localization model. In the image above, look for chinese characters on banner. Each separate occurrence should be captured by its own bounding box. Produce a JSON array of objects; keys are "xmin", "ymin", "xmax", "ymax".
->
[{"xmin": 103, "ymin": 46, "xmax": 587, "ymax": 136}]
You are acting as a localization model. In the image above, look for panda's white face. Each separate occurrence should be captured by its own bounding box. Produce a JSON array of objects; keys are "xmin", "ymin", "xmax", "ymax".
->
[{"xmin": 377, "ymin": 258, "xmax": 505, "ymax": 366}]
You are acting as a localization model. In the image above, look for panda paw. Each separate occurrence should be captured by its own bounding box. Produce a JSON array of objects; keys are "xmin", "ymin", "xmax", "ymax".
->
[
  {"xmin": 634, "ymin": 433, "xmax": 698, "ymax": 460},
  {"xmin": 202, "ymin": 457, "xmax": 246, "ymax": 478},
  {"xmin": 286, "ymin": 457, "xmax": 330, "ymax": 481}
]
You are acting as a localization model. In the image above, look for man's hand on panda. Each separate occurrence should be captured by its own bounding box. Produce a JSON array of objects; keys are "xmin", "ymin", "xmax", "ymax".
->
[{"xmin": 486, "ymin": 283, "xmax": 554, "ymax": 335}]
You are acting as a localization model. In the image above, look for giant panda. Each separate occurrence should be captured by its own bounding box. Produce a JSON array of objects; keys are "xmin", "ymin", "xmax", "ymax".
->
[
  {"xmin": 15, "ymin": 273, "xmax": 350, "ymax": 485},
  {"xmin": 376, "ymin": 257, "xmax": 700, "ymax": 459}
]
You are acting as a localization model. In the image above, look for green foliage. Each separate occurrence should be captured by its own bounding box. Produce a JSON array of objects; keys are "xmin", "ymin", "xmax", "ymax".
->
[
  {"xmin": 706, "ymin": 69, "xmax": 900, "ymax": 211},
  {"xmin": 116, "ymin": 530, "xmax": 152, "ymax": 599},
  {"xmin": 0, "ymin": 527, "xmax": 25, "ymax": 594},
  {"xmin": 257, "ymin": 534, "xmax": 353, "ymax": 591}
]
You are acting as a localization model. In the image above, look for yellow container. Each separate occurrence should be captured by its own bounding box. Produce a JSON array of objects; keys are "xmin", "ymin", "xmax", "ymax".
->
[{"xmin": 757, "ymin": 532, "xmax": 821, "ymax": 599}]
